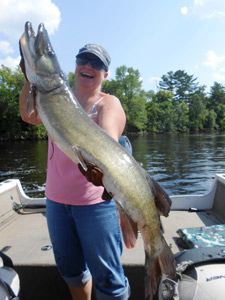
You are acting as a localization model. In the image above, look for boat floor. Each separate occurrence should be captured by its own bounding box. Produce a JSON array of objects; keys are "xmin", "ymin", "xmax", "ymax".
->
[
  {"xmin": 1, "ymin": 208, "xmax": 222, "ymax": 266},
  {"xmin": 0, "ymin": 204, "xmax": 224, "ymax": 300}
]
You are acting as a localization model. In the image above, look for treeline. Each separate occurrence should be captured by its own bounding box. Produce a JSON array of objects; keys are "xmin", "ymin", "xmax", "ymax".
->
[
  {"xmin": 102, "ymin": 67, "xmax": 225, "ymax": 133},
  {"xmin": 1, "ymin": 65, "xmax": 225, "ymax": 140}
]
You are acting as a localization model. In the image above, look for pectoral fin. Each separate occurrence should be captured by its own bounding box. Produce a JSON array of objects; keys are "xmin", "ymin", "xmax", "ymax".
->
[
  {"xmin": 72, "ymin": 146, "xmax": 87, "ymax": 171},
  {"xmin": 26, "ymin": 85, "xmax": 37, "ymax": 117},
  {"xmin": 116, "ymin": 203, "xmax": 138, "ymax": 249}
]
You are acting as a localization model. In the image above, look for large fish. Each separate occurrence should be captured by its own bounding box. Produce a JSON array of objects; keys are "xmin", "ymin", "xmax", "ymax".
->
[{"xmin": 20, "ymin": 22, "xmax": 176, "ymax": 300}]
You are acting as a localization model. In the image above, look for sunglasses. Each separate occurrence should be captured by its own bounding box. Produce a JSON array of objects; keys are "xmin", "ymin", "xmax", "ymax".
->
[{"xmin": 76, "ymin": 56, "xmax": 107, "ymax": 71}]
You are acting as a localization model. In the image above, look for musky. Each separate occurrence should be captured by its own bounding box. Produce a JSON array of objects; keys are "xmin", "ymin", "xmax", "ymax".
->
[{"xmin": 1, "ymin": 0, "xmax": 225, "ymax": 92}]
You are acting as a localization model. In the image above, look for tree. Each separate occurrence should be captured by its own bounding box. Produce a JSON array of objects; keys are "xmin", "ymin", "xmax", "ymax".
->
[
  {"xmin": 146, "ymin": 90, "xmax": 176, "ymax": 132},
  {"xmin": 189, "ymin": 94, "xmax": 208, "ymax": 131},
  {"xmin": 0, "ymin": 65, "xmax": 24, "ymax": 138},
  {"xmin": 216, "ymin": 104, "xmax": 225, "ymax": 129},
  {"xmin": 102, "ymin": 65, "xmax": 147, "ymax": 132},
  {"xmin": 0, "ymin": 65, "xmax": 47, "ymax": 139},
  {"xmin": 174, "ymin": 101, "xmax": 189, "ymax": 132},
  {"xmin": 67, "ymin": 72, "xmax": 76, "ymax": 90},
  {"xmin": 208, "ymin": 82, "xmax": 225, "ymax": 107},
  {"xmin": 208, "ymin": 82, "xmax": 225, "ymax": 128},
  {"xmin": 146, "ymin": 98, "xmax": 159, "ymax": 132},
  {"xmin": 128, "ymin": 91, "xmax": 148, "ymax": 131},
  {"xmin": 205, "ymin": 109, "xmax": 217, "ymax": 130},
  {"xmin": 159, "ymin": 70, "xmax": 199, "ymax": 105}
]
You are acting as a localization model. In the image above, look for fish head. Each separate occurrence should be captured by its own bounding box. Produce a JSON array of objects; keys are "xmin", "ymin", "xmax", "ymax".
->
[{"xmin": 20, "ymin": 21, "xmax": 64, "ymax": 93}]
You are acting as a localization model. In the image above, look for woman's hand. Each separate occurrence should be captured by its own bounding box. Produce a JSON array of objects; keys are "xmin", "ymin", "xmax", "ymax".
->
[
  {"xmin": 78, "ymin": 162, "xmax": 112, "ymax": 201},
  {"xmin": 78, "ymin": 162, "xmax": 103, "ymax": 186}
]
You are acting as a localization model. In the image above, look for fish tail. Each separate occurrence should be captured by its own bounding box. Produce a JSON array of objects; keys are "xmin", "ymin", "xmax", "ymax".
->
[
  {"xmin": 145, "ymin": 237, "xmax": 176, "ymax": 300},
  {"xmin": 158, "ymin": 236, "xmax": 176, "ymax": 278},
  {"xmin": 145, "ymin": 253, "xmax": 160, "ymax": 300}
]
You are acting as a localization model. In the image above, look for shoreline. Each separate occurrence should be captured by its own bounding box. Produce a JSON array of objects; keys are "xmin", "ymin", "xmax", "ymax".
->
[{"xmin": 1, "ymin": 129, "xmax": 225, "ymax": 142}]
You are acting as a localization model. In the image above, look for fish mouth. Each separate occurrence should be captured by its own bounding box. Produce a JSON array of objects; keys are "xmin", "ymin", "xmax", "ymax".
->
[{"xmin": 81, "ymin": 72, "xmax": 94, "ymax": 79}]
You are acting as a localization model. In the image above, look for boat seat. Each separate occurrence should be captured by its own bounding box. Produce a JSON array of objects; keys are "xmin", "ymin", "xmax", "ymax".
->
[{"xmin": 177, "ymin": 224, "xmax": 225, "ymax": 249}]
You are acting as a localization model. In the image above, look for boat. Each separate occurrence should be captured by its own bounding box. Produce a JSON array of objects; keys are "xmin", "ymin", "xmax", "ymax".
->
[{"xmin": 0, "ymin": 174, "xmax": 225, "ymax": 300}]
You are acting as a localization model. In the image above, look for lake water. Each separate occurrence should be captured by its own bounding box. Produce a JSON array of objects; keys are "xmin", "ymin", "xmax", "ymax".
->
[{"xmin": 0, "ymin": 132, "xmax": 225, "ymax": 197}]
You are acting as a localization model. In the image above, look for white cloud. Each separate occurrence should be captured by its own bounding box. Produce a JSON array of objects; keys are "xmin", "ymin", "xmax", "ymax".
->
[
  {"xmin": 148, "ymin": 76, "xmax": 160, "ymax": 84},
  {"xmin": 181, "ymin": 7, "xmax": 188, "ymax": 15},
  {"xmin": 0, "ymin": 41, "xmax": 13, "ymax": 55},
  {"xmin": 0, "ymin": 56, "xmax": 20, "ymax": 70},
  {"xmin": 203, "ymin": 50, "xmax": 225, "ymax": 83},
  {"xmin": 147, "ymin": 77, "xmax": 161, "ymax": 92},
  {"xmin": 203, "ymin": 50, "xmax": 225, "ymax": 70},
  {"xmin": 0, "ymin": 0, "xmax": 61, "ymax": 70},
  {"xmin": 0, "ymin": 0, "xmax": 61, "ymax": 41},
  {"xmin": 213, "ymin": 73, "xmax": 225, "ymax": 81},
  {"xmin": 182, "ymin": 0, "xmax": 225, "ymax": 18},
  {"xmin": 195, "ymin": 64, "xmax": 199, "ymax": 70},
  {"xmin": 194, "ymin": 0, "xmax": 225, "ymax": 18}
]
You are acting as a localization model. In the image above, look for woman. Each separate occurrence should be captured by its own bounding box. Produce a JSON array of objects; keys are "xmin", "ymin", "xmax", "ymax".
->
[{"xmin": 19, "ymin": 44, "xmax": 130, "ymax": 300}]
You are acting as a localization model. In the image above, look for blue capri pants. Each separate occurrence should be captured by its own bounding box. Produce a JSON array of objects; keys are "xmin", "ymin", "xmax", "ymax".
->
[{"xmin": 46, "ymin": 198, "xmax": 130, "ymax": 300}]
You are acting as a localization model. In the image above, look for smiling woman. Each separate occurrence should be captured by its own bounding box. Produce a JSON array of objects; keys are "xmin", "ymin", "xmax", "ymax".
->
[{"xmin": 74, "ymin": 44, "xmax": 110, "ymax": 90}]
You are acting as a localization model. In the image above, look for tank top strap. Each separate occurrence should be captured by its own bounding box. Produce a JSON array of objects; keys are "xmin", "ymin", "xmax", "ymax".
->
[{"xmin": 90, "ymin": 97, "xmax": 104, "ymax": 114}]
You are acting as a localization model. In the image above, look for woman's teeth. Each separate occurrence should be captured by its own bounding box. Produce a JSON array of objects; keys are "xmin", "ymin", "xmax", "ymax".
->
[{"xmin": 81, "ymin": 72, "xmax": 94, "ymax": 79}]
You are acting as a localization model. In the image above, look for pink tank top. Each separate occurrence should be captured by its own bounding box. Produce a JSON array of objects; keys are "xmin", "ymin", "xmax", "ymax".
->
[{"xmin": 45, "ymin": 98, "xmax": 104, "ymax": 205}]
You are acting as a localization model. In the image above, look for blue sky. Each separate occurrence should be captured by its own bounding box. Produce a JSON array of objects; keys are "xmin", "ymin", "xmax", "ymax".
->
[{"xmin": 1, "ymin": 0, "xmax": 225, "ymax": 93}]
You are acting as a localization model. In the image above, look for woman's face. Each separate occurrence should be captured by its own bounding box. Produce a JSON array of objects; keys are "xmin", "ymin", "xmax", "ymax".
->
[{"xmin": 75, "ymin": 54, "xmax": 108, "ymax": 89}]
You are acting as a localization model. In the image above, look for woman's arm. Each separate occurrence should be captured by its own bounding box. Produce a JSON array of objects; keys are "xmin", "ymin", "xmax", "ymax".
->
[{"xmin": 97, "ymin": 95, "xmax": 126, "ymax": 141}]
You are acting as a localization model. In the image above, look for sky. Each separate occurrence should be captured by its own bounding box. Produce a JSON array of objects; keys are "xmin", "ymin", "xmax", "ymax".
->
[{"xmin": 1, "ymin": 0, "xmax": 225, "ymax": 93}]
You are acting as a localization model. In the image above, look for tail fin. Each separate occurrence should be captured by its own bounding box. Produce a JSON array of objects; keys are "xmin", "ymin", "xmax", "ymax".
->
[
  {"xmin": 145, "ymin": 237, "xmax": 176, "ymax": 300},
  {"xmin": 145, "ymin": 253, "xmax": 161, "ymax": 300}
]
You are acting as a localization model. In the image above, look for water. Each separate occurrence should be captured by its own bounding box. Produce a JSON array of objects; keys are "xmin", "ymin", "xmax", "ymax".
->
[
  {"xmin": 130, "ymin": 133, "xmax": 225, "ymax": 195},
  {"xmin": 0, "ymin": 133, "xmax": 225, "ymax": 197},
  {"xmin": 0, "ymin": 140, "xmax": 48, "ymax": 197}
]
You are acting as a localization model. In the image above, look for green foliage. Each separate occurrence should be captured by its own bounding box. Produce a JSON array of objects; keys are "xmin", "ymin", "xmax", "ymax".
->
[
  {"xmin": 67, "ymin": 72, "xmax": 76, "ymax": 90},
  {"xmin": 0, "ymin": 65, "xmax": 47, "ymax": 140},
  {"xmin": 173, "ymin": 101, "xmax": 189, "ymax": 132},
  {"xmin": 103, "ymin": 66, "xmax": 147, "ymax": 132},
  {"xmin": 146, "ymin": 90, "xmax": 176, "ymax": 132},
  {"xmin": 205, "ymin": 109, "xmax": 217, "ymax": 129},
  {"xmin": 0, "ymin": 65, "xmax": 24, "ymax": 138},
  {"xmin": 189, "ymin": 94, "xmax": 208, "ymax": 130},
  {"xmin": 208, "ymin": 82, "xmax": 225, "ymax": 128},
  {"xmin": 159, "ymin": 70, "xmax": 198, "ymax": 105},
  {"xmin": 128, "ymin": 93, "xmax": 148, "ymax": 131}
]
